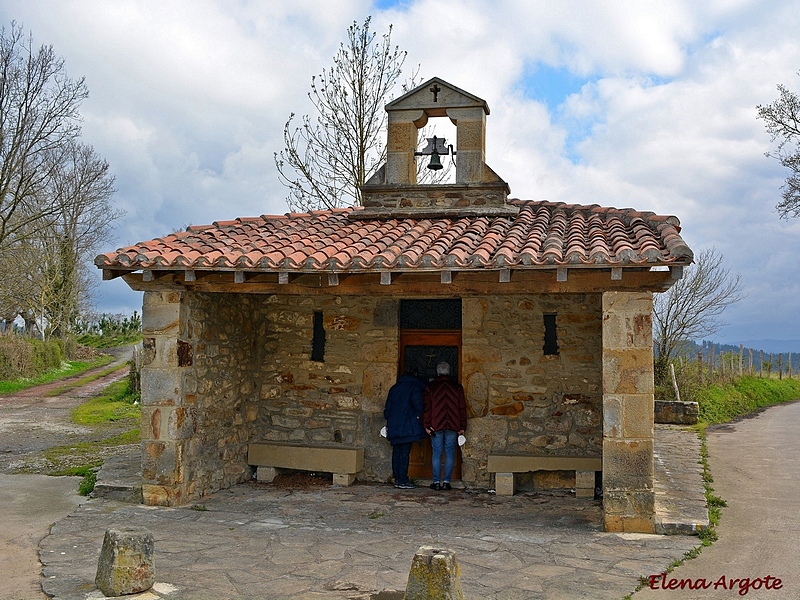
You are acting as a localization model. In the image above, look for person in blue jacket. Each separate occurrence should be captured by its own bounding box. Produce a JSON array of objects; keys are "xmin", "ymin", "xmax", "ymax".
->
[{"xmin": 383, "ymin": 366, "xmax": 426, "ymax": 489}]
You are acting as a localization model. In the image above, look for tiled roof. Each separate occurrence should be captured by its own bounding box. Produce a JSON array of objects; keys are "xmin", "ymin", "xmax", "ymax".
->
[{"xmin": 95, "ymin": 200, "xmax": 692, "ymax": 272}]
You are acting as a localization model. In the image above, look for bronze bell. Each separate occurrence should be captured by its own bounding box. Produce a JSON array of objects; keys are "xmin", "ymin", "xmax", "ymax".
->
[{"xmin": 427, "ymin": 150, "xmax": 443, "ymax": 171}]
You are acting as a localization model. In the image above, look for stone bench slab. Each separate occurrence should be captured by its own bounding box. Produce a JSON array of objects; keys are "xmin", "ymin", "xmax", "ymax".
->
[
  {"xmin": 488, "ymin": 454, "xmax": 601, "ymax": 497},
  {"xmin": 248, "ymin": 442, "xmax": 364, "ymax": 475},
  {"xmin": 487, "ymin": 454, "xmax": 601, "ymax": 473}
]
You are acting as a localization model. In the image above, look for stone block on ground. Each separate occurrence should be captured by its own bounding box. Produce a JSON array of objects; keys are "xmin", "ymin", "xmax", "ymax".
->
[
  {"xmin": 256, "ymin": 466, "xmax": 277, "ymax": 482},
  {"xmin": 92, "ymin": 448, "xmax": 143, "ymax": 504},
  {"xmin": 95, "ymin": 527, "xmax": 155, "ymax": 597},
  {"xmin": 494, "ymin": 472, "xmax": 515, "ymax": 496},
  {"xmin": 332, "ymin": 472, "xmax": 355, "ymax": 486},
  {"xmin": 404, "ymin": 546, "xmax": 464, "ymax": 600},
  {"xmin": 575, "ymin": 470, "xmax": 595, "ymax": 498},
  {"xmin": 655, "ymin": 400, "xmax": 699, "ymax": 425}
]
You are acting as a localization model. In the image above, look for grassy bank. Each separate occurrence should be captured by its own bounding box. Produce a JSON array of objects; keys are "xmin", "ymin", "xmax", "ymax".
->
[
  {"xmin": 695, "ymin": 376, "xmax": 800, "ymax": 426},
  {"xmin": 72, "ymin": 378, "xmax": 140, "ymax": 424},
  {"xmin": 77, "ymin": 332, "xmax": 142, "ymax": 348},
  {"xmin": 0, "ymin": 354, "xmax": 115, "ymax": 395}
]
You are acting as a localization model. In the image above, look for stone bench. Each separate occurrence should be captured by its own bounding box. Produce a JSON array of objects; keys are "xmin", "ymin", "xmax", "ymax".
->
[
  {"xmin": 487, "ymin": 454, "xmax": 602, "ymax": 497},
  {"xmin": 248, "ymin": 442, "xmax": 364, "ymax": 486}
]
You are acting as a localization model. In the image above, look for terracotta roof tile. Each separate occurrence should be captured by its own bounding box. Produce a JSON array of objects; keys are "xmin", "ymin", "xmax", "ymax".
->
[{"xmin": 95, "ymin": 200, "xmax": 693, "ymax": 273}]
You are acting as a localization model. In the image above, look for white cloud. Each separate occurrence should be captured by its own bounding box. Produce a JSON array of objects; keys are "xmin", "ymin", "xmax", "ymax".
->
[{"xmin": 1, "ymin": 0, "xmax": 798, "ymax": 341}]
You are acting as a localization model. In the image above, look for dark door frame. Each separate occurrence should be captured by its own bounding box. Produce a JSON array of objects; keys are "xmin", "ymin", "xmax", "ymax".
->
[{"xmin": 399, "ymin": 329, "xmax": 463, "ymax": 480}]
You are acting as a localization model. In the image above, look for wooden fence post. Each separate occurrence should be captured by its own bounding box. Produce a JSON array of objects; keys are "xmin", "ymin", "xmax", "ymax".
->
[
  {"xmin": 759, "ymin": 350, "xmax": 763, "ymax": 377},
  {"xmin": 670, "ymin": 363, "xmax": 681, "ymax": 402},
  {"xmin": 710, "ymin": 344, "xmax": 715, "ymax": 381},
  {"xmin": 749, "ymin": 348, "xmax": 753, "ymax": 375},
  {"xmin": 698, "ymin": 352, "xmax": 703, "ymax": 385},
  {"xmin": 739, "ymin": 345, "xmax": 743, "ymax": 377}
]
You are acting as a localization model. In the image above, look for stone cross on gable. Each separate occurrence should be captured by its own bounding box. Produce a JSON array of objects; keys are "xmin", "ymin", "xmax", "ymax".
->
[{"xmin": 429, "ymin": 84, "xmax": 441, "ymax": 102}]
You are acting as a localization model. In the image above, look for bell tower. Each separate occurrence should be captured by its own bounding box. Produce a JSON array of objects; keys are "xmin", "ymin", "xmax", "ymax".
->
[{"xmin": 358, "ymin": 77, "xmax": 514, "ymax": 218}]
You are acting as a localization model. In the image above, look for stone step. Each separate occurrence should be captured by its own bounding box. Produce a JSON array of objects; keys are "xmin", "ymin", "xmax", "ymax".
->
[{"xmin": 92, "ymin": 447, "xmax": 142, "ymax": 504}]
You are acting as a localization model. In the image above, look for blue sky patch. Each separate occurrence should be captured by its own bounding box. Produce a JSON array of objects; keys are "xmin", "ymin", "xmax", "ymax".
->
[
  {"xmin": 373, "ymin": 0, "xmax": 410, "ymax": 10},
  {"xmin": 522, "ymin": 63, "xmax": 593, "ymax": 113}
]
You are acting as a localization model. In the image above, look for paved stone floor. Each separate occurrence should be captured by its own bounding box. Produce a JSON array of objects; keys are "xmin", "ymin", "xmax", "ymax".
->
[
  {"xmin": 41, "ymin": 438, "xmax": 706, "ymax": 600},
  {"xmin": 653, "ymin": 425, "xmax": 709, "ymax": 535}
]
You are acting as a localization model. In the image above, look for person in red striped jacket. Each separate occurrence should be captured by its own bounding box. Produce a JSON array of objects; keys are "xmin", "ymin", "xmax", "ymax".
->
[{"xmin": 423, "ymin": 361, "xmax": 468, "ymax": 491}]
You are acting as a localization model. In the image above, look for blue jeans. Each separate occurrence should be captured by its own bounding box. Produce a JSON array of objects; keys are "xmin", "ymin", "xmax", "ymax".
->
[{"xmin": 430, "ymin": 430, "xmax": 458, "ymax": 483}]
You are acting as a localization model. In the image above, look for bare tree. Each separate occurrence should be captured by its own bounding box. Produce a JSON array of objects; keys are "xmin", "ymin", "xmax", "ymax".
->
[
  {"xmin": 654, "ymin": 248, "xmax": 743, "ymax": 360},
  {"xmin": 653, "ymin": 248, "xmax": 743, "ymax": 378},
  {"xmin": 20, "ymin": 142, "xmax": 117, "ymax": 338},
  {"xmin": 0, "ymin": 23, "xmax": 88, "ymax": 251},
  {"xmin": 757, "ymin": 71, "xmax": 800, "ymax": 218},
  {"xmin": 38, "ymin": 143, "xmax": 117, "ymax": 337},
  {"xmin": 0, "ymin": 24, "xmax": 118, "ymax": 338},
  {"xmin": 275, "ymin": 17, "xmax": 417, "ymax": 211}
]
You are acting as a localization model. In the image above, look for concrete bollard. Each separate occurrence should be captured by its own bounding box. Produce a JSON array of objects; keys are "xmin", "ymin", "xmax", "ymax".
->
[
  {"xmin": 404, "ymin": 546, "xmax": 464, "ymax": 600},
  {"xmin": 95, "ymin": 527, "xmax": 155, "ymax": 597}
]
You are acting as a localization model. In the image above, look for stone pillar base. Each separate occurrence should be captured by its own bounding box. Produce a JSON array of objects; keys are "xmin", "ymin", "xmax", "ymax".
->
[
  {"xmin": 333, "ymin": 473, "xmax": 356, "ymax": 486},
  {"xmin": 495, "ymin": 473, "xmax": 515, "ymax": 496},
  {"xmin": 256, "ymin": 466, "xmax": 277, "ymax": 483},
  {"xmin": 575, "ymin": 471, "xmax": 595, "ymax": 498},
  {"xmin": 604, "ymin": 514, "xmax": 656, "ymax": 533}
]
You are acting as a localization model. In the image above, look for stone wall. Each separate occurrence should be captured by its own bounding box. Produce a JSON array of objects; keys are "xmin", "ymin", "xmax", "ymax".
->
[
  {"xmin": 461, "ymin": 295, "xmax": 603, "ymax": 488},
  {"xmin": 361, "ymin": 183, "xmax": 509, "ymax": 210},
  {"xmin": 144, "ymin": 291, "xmax": 605, "ymax": 502},
  {"xmin": 182, "ymin": 293, "xmax": 399, "ymax": 492}
]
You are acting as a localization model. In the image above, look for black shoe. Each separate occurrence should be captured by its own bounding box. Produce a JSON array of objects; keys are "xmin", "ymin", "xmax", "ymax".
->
[
  {"xmin": 430, "ymin": 482, "xmax": 441, "ymax": 491},
  {"xmin": 442, "ymin": 482, "xmax": 452, "ymax": 490}
]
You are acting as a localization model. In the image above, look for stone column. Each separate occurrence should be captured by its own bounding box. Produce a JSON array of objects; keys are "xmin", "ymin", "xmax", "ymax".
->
[
  {"xmin": 140, "ymin": 291, "xmax": 194, "ymax": 506},
  {"xmin": 447, "ymin": 107, "xmax": 486, "ymax": 184},
  {"xmin": 386, "ymin": 110, "xmax": 423, "ymax": 185},
  {"xmin": 601, "ymin": 292, "xmax": 655, "ymax": 533}
]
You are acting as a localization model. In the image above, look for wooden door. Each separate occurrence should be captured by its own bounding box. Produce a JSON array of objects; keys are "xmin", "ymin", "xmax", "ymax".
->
[{"xmin": 400, "ymin": 331, "xmax": 462, "ymax": 480}]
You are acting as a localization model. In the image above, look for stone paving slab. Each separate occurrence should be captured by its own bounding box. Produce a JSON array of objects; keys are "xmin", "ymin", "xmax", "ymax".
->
[
  {"xmin": 42, "ymin": 483, "xmax": 699, "ymax": 600},
  {"xmin": 41, "ymin": 425, "xmax": 709, "ymax": 599},
  {"xmin": 654, "ymin": 425, "xmax": 709, "ymax": 535}
]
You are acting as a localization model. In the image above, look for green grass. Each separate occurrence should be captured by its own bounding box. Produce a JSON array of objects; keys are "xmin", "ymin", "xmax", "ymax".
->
[
  {"xmin": 695, "ymin": 377, "xmax": 800, "ymax": 425},
  {"xmin": 43, "ymin": 429, "xmax": 140, "ymax": 475},
  {"xmin": 77, "ymin": 333, "xmax": 142, "ymax": 348},
  {"xmin": 72, "ymin": 379, "xmax": 141, "ymax": 424},
  {"xmin": 0, "ymin": 354, "xmax": 115, "ymax": 395}
]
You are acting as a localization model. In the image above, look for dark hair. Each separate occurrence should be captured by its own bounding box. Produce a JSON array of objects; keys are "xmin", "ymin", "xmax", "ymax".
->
[{"xmin": 403, "ymin": 364, "xmax": 419, "ymax": 377}]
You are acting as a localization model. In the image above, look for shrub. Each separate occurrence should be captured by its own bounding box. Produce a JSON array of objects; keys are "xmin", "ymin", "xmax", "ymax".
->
[{"xmin": 0, "ymin": 335, "xmax": 64, "ymax": 380}]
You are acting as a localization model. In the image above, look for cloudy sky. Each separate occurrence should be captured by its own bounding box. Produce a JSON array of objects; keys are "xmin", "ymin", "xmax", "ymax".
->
[{"xmin": 1, "ymin": 0, "xmax": 798, "ymax": 346}]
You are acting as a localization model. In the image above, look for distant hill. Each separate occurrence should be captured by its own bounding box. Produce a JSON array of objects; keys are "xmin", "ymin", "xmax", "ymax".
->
[{"xmin": 736, "ymin": 340, "xmax": 800, "ymax": 354}]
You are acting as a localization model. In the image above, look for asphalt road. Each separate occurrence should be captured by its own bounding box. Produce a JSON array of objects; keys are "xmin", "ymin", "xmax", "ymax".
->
[{"xmin": 636, "ymin": 400, "xmax": 800, "ymax": 600}]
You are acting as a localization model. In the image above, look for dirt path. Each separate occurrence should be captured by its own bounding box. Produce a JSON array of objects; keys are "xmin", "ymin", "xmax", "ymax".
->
[
  {"xmin": 0, "ymin": 349, "xmax": 138, "ymax": 599},
  {"xmin": 0, "ymin": 357, "xmax": 134, "ymax": 474}
]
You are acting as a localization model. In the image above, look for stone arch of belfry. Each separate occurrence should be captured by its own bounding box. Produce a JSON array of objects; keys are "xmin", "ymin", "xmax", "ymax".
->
[{"xmin": 381, "ymin": 77, "xmax": 504, "ymax": 187}]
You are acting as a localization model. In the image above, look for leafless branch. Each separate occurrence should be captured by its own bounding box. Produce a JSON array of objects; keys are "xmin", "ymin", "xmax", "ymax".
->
[
  {"xmin": 653, "ymin": 247, "xmax": 743, "ymax": 364},
  {"xmin": 757, "ymin": 72, "xmax": 800, "ymax": 218}
]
